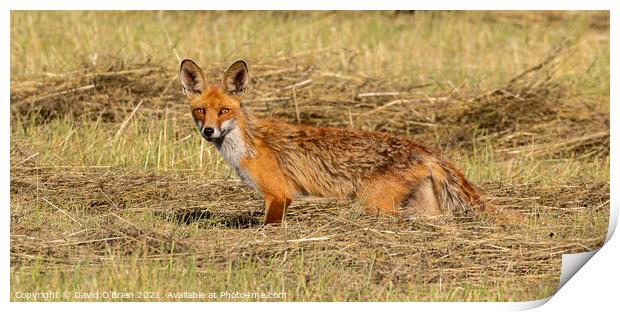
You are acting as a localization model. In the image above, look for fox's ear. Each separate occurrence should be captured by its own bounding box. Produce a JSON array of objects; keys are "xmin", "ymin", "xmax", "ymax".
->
[
  {"xmin": 179, "ymin": 59, "xmax": 207, "ymax": 99},
  {"xmin": 221, "ymin": 60, "xmax": 249, "ymax": 97}
]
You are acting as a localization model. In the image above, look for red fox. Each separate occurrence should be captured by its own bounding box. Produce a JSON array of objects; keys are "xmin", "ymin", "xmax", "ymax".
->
[{"xmin": 179, "ymin": 59, "xmax": 491, "ymax": 224}]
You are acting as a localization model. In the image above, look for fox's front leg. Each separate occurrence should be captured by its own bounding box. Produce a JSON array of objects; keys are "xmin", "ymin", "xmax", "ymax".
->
[
  {"xmin": 263, "ymin": 192, "xmax": 293, "ymax": 225},
  {"xmin": 240, "ymin": 152, "xmax": 293, "ymax": 225}
]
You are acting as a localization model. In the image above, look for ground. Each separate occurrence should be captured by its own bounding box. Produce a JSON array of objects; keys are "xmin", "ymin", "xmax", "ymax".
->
[{"xmin": 10, "ymin": 11, "xmax": 609, "ymax": 301}]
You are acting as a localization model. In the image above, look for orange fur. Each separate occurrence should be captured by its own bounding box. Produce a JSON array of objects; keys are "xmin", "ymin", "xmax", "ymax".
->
[{"xmin": 180, "ymin": 59, "xmax": 494, "ymax": 225}]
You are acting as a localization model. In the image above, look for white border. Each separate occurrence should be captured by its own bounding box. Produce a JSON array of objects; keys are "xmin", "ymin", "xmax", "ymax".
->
[{"xmin": 2, "ymin": 1, "xmax": 616, "ymax": 311}]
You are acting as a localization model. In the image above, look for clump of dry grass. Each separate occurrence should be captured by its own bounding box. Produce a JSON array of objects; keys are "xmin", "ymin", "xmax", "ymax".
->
[
  {"xmin": 448, "ymin": 53, "xmax": 609, "ymax": 158},
  {"xmin": 10, "ymin": 61, "xmax": 173, "ymax": 124}
]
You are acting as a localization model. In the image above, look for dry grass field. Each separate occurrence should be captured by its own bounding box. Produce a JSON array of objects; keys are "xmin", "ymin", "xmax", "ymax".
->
[{"xmin": 10, "ymin": 11, "xmax": 609, "ymax": 301}]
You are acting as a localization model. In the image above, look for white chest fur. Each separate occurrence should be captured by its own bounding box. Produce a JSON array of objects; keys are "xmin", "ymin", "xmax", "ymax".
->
[
  {"xmin": 216, "ymin": 126, "xmax": 245, "ymax": 168},
  {"xmin": 214, "ymin": 126, "xmax": 259, "ymax": 190}
]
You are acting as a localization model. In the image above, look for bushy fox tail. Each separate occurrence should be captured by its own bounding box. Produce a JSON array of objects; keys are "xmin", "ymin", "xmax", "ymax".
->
[
  {"xmin": 428, "ymin": 157, "xmax": 523, "ymax": 224},
  {"xmin": 428, "ymin": 158, "xmax": 485, "ymax": 217}
]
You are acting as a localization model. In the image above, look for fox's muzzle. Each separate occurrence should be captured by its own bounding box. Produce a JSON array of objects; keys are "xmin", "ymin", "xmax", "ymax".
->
[
  {"xmin": 200, "ymin": 126, "xmax": 222, "ymax": 141},
  {"xmin": 196, "ymin": 119, "xmax": 236, "ymax": 142}
]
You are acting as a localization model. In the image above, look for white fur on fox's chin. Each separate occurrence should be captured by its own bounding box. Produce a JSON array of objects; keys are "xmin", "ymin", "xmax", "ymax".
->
[{"xmin": 214, "ymin": 119, "xmax": 259, "ymax": 191}]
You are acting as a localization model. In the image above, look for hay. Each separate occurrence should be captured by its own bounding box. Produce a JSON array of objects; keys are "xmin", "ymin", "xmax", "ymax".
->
[
  {"xmin": 11, "ymin": 61, "xmax": 173, "ymax": 123},
  {"xmin": 10, "ymin": 49, "xmax": 608, "ymax": 159},
  {"xmin": 10, "ymin": 168, "xmax": 608, "ymax": 286}
]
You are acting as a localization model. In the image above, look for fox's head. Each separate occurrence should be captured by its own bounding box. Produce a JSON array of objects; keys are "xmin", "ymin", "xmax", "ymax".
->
[{"xmin": 179, "ymin": 59, "xmax": 249, "ymax": 142}]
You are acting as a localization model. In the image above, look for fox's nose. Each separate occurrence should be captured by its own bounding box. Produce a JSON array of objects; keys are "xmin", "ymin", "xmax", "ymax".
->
[{"xmin": 202, "ymin": 127, "xmax": 215, "ymax": 137}]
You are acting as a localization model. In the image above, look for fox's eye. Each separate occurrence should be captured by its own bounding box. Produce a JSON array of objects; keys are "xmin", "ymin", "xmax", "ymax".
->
[
  {"xmin": 194, "ymin": 108, "xmax": 204, "ymax": 115},
  {"xmin": 219, "ymin": 108, "xmax": 230, "ymax": 115}
]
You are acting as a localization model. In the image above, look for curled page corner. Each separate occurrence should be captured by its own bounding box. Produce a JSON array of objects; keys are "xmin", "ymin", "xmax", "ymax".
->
[
  {"xmin": 557, "ymin": 250, "xmax": 599, "ymax": 290},
  {"xmin": 551, "ymin": 198, "xmax": 617, "ymax": 295},
  {"xmin": 519, "ymin": 245, "xmax": 603, "ymax": 310},
  {"xmin": 523, "ymin": 199, "xmax": 616, "ymax": 310}
]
